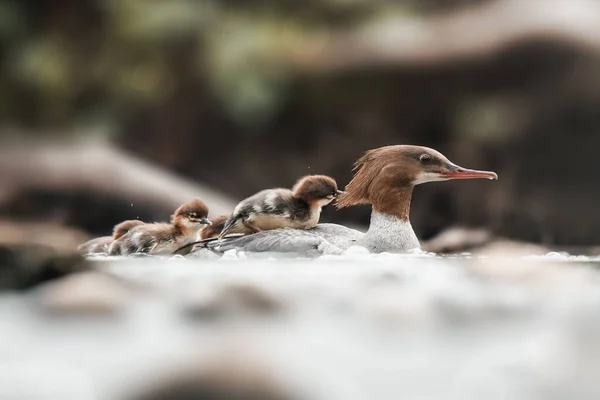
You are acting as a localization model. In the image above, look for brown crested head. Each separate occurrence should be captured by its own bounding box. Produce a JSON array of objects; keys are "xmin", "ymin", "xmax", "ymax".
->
[
  {"xmin": 112, "ymin": 219, "xmax": 144, "ymax": 239},
  {"xmin": 292, "ymin": 175, "xmax": 344, "ymax": 204},
  {"xmin": 200, "ymin": 215, "xmax": 228, "ymax": 240},
  {"xmin": 337, "ymin": 145, "xmax": 497, "ymax": 218},
  {"xmin": 173, "ymin": 199, "xmax": 211, "ymax": 226}
]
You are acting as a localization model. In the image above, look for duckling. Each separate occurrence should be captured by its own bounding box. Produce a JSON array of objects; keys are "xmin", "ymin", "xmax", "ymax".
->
[
  {"xmin": 108, "ymin": 199, "xmax": 211, "ymax": 256},
  {"xmin": 218, "ymin": 175, "xmax": 342, "ymax": 239},
  {"xmin": 113, "ymin": 220, "xmax": 145, "ymax": 240},
  {"xmin": 172, "ymin": 215, "xmax": 249, "ymax": 256},
  {"xmin": 199, "ymin": 215, "xmax": 229, "ymax": 240},
  {"xmin": 78, "ymin": 219, "xmax": 144, "ymax": 255}
]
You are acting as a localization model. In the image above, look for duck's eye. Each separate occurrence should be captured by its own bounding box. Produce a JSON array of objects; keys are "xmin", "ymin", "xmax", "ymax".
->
[{"xmin": 419, "ymin": 154, "xmax": 431, "ymax": 164}]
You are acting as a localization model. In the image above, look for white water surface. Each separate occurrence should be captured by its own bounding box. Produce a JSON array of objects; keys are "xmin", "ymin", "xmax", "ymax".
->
[{"xmin": 2, "ymin": 252, "xmax": 600, "ymax": 400}]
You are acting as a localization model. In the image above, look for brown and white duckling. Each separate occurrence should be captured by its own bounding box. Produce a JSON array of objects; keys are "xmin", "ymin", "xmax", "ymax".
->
[
  {"xmin": 108, "ymin": 199, "xmax": 211, "ymax": 256},
  {"xmin": 173, "ymin": 215, "xmax": 247, "ymax": 255},
  {"xmin": 199, "ymin": 215, "xmax": 229, "ymax": 240},
  {"xmin": 78, "ymin": 219, "xmax": 144, "ymax": 255},
  {"xmin": 218, "ymin": 175, "xmax": 343, "ymax": 239}
]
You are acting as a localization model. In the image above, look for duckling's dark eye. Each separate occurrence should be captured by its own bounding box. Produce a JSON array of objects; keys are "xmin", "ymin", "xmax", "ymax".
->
[{"xmin": 419, "ymin": 154, "xmax": 431, "ymax": 164}]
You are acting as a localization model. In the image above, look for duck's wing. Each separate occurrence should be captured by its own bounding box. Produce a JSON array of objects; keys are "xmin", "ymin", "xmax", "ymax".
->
[
  {"xmin": 209, "ymin": 229, "xmax": 325, "ymax": 255},
  {"xmin": 198, "ymin": 230, "xmax": 329, "ymax": 258},
  {"xmin": 194, "ymin": 223, "xmax": 363, "ymax": 258},
  {"xmin": 311, "ymin": 223, "xmax": 364, "ymax": 244}
]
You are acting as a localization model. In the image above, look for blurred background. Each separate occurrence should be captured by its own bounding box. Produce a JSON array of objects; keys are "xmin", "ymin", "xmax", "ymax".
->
[{"xmin": 2, "ymin": 0, "xmax": 600, "ymax": 251}]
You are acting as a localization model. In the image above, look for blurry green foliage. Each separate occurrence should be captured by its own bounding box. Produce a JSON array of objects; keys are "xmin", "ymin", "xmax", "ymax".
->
[
  {"xmin": 0, "ymin": 0, "xmax": 459, "ymax": 133},
  {"xmin": 0, "ymin": 0, "xmax": 370, "ymax": 132},
  {"xmin": 454, "ymin": 96, "xmax": 526, "ymax": 143}
]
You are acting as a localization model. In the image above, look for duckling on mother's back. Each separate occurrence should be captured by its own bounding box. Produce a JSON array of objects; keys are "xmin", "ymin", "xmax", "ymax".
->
[{"xmin": 219, "ymin": 175, "xmax": 342, "ymax": 239}]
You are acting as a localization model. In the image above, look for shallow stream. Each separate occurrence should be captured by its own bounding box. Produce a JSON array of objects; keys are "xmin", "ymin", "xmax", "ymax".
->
[{"xmin": 2, "ymin": 251, "xmax": 600, "ymax": 400}]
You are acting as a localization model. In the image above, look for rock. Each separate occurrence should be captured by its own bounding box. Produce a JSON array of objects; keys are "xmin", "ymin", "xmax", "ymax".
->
[
  {"xmin": 0, "ymin": 244, "xmax": 90, "ymax": 290},
  {"xmin": 473, "ymin": 239, "xmax": 550, "ymax": 257},
  {"xmin": 127, "ymin": 358, "xmax": 296, "ymax": 400},
  {"xmin": 183, "ymin": 283, "xmax": 286, "ymax": 320},
  {"xmin": 467, "ymin": 253, "xmax": 599, "ymax": 293},
  {"xmin": 37, "ymin": 271, "xmax": 131, "ymax": 316},
  {"xmin": 422, "ymin": 227, "xmax": 492, "ymax": 253},
  {"xmin": 0, "ymin": 220, "xmax": 89, "ymax": 253}
]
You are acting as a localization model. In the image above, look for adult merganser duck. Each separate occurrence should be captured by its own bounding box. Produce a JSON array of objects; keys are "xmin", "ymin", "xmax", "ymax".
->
[
  {"xmin": 78, "ymin": 220, "xmax": 144, "ymax": 255},
  {"xmin": 108, "ymin": 199, "xmax": 211, "ymax": 256},
  {"xmin": 218, "ymin": 175, "xmax": 343, "ymax": 239},
  {"xmin": 203, "ymin": 145, "xmax": 497, "ymax": 256}
]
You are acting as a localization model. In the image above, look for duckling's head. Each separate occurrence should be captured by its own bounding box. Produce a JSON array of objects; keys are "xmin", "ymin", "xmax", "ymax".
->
[
  {"xmin": 292, "ymin": 175, "xmax": 344, "ymax": 207},
  {"xmin": 199, "ymin": 215, "xmax": 228, "ymax": 240},
  {"xmin": 172, "ymin": 199, "xmax": 211, "ymax": 230}
]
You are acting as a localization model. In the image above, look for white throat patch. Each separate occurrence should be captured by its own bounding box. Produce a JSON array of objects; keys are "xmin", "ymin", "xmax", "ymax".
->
[
  {"xmin": 412, "ymin": 172, "xmax": 448, "ymax": 185},
  {"xmin": 358, "ymin": 212, "xmax": 420, "ymax": 253}
]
